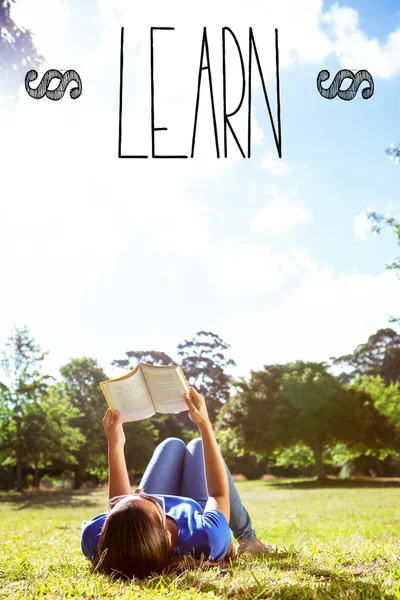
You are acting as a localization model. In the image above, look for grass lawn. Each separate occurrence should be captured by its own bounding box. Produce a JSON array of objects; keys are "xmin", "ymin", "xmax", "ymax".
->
[{"xmin": 1, "ymin": 479, "xmax": 399, "ymax": 599}]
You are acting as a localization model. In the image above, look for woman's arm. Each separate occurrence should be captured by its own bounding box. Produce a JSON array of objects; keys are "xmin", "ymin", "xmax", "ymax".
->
[
  {"xmin": 102, "ymin": 409, "xmax": 131, "ymax": 499},
  {"xmin": 108, "ymin": 445, "xmax": 132, "ymax": 500},
  {"xmin": 184, "ymin": 388, "xmax": 230, "ymax": 521}
]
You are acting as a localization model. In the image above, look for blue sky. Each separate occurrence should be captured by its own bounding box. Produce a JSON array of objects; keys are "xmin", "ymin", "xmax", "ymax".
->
[
  {"xmin": 1, "ymin": 0, "xmax": 400, "ymax": 382},
  {"xmin": 342, "ymin": 0, "xmax": 400, "ymax": 40}
]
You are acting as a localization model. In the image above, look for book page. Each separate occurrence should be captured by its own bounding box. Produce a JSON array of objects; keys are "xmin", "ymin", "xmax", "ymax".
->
[
  {"xmin": 141, "ymin": 364, "xmax": 189, "ymax": 414},
  {"xmin": 102, "ymin": 368, "xmax": 154, "ymax": 423}
]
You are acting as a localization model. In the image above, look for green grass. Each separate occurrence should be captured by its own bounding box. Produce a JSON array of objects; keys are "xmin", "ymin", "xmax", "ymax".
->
[{"xmin": 1, "ymin": 479, "xmax": 399, "ymax": 599}]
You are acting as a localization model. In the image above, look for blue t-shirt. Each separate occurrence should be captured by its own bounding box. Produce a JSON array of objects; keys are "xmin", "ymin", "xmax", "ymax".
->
[{"xmin": 81, "ymin": 494, "xmax": 232, "ymax": 562}]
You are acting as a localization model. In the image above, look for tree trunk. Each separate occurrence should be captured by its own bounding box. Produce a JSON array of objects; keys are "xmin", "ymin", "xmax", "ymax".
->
[
  {"xmin": 16, "ymin": 455, "xmax": 23, "ymax": 492},
  {"xmin": 34, "ymin": 465, "xmax": 40, "ymax": 490},
  {"xmin": 312, "ymin": 444, "xmax": 327, "ymax": 479},
  {"xmin": 73, "ymin": 465, "xmax": 82, "ymax": 490},
  {"xmin": 16, "ymin": 415, "xmax": 23, "ymax": 492},
  {"xmin": 375, "ymin": 455, "xmax": 384, "ymax": 477}
]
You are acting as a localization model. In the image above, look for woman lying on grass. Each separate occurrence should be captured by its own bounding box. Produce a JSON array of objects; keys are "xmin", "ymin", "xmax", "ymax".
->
[{"xmin": 81, "ymin": 386, "xmax": 272, "ymax": 580}]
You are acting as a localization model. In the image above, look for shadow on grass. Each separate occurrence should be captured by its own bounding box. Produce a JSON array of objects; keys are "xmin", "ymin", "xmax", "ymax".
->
[
  {"xmin": 0, "ymin": 489, "xmax": 104, "ymax": 510},
  {"xmin": 140, "ymin": 556, "xmax": 384, "ymax": 600},
  {"xmin": 266, "ymin": 477, "xmax": 400, "ymax": 490},
  {"xmin": 218, "ymin": 576, "xmax": 382, "ymax": 600}
]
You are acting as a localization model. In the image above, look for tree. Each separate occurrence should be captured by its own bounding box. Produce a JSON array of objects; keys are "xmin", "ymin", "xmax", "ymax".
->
[
  {"xmin": 367, "ymin": 212, "xmax": 400, "ymax": 282},
  {"xmin": 16, "ymin": 385, "xmax": 84, "ymax": 489},
  {"xmin": 367, "ymin": 211, "xmax": 400, "ymax": 324},
  {"xmin": 0, "ymin": 0, "xmax": 44, "ymax": 105},
  {"xmin": 112, "ymin": 351, "xmax": 175, "ymax": 370},
  {"xmin": 0, "ymin": 326, "xmax": 52, "ymax": 491},
  {"xmin": 60, "ymin": 357, "xmax": 113, "ymax": 489},
  {"xmin": 216, "ymin": 425, "xmax": 267, "ymax": 479},
  {"xmin": 330, "ymin": 328, "xmax": 400, "ymax": 385},
  {"xmin": 60, "ymin": 357, "xmax": 158, "ymax": 487},
  {"xmin": 282, "ymin": 363, "xmax": 396, "ymax": 477},
  {"xmin": 217, "ymin": 364, "xmax": 295, "ymax": 454},
  {"xmin": 216, "ymin": 364, "xmax": 297, "ymax": 478},
  {"xmin": 280, "ymin": 362, "xmax": 356, "ymax": 478},
  {"xmin": 385, "ymin": 143, "xmax": 400, "ymax": 165},
  {"xmin": 178, "ymin": 331, "xmax": 236, "ymax": 423},
  {"xmin": 351, "ymin": 375, "xmax": 400, "ymax": 452},
  {"xmin": 218, "ymin": 361, "xmax": 395, "ymax": 479},
  {"xmin": 272, "ymin": 444, "xmax": 315, "ymax": 471},
  {"xmin": 0, "ymin": 382, "xmax": 14, "ymax": 489},
  {"xmin": 112, "ymin": 348, "xmax": 192, "ymax": 444},
  {"xmin": 342, "ymin": 387, "xmax": 397, "ymax": 476},
  {"xmin": 112, "ymin": 331, "xmax": 236, "ymax": 426}
]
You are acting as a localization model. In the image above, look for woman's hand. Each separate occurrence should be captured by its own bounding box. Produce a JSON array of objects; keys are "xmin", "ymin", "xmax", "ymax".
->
[
  {"xmin": 102, "ymin": 408, "xmax": 126, "ymax": 450},
  {"xmin": 184, "ymin": 387, "xmax": 211, "ymax": 428}
]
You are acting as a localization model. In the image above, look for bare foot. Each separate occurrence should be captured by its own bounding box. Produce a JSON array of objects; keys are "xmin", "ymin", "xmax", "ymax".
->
[{"xmin": 237, "ymin": 538, "xmax": 274, "ymax": 556}]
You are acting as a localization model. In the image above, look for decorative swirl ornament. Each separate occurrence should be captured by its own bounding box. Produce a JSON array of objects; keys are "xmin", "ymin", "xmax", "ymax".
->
[
  {"xmin": 25, "ymin": 69, "xmax": 82, "ymax": 100},
  {"xmin": 317, "ymin": 69, "xmax": 374, "ymax": 101}
]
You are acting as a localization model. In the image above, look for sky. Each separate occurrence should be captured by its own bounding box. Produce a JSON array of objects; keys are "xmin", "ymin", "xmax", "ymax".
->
[{"xmin": 1, "ymin": 0, "xmax": 400, "ymax": 382}]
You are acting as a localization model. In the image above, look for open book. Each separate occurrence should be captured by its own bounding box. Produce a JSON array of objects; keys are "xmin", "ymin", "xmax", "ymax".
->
[{"xmin": 100, "ymin": 362, "xmax": 190, "ymax": 423}]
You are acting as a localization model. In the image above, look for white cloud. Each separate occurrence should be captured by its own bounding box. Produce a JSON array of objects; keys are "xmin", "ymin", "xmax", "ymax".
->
[
  {"xmin": 3, "ymin": 0, "xmax": 400, "ymax": 381},
  {"xmin": 89, "ymin": 0, "xmax": 338, "ymax": 176},
  {"xmin": 288, "ymin": 247, "xmax": 320, "ymax": 272},
  {"xmin": 261, "ymin": 151, "xmax": 291, "ymax": 176},
  {"xmin": 228, "ymin": 266, "xmax": 400, "ymax": 378},
  {"xmin": 250, "ymin": 192, "xmax": 312, "ymax": 235},
  {"xmin": 353, "ymin": 212, "xmax": 372, "ymax": 240},
  {"xmin": 209, "ymin": 241, "xmax": 298, "ymax": 294},
  {"xmin": 0, "ymin": 99, "xmax": 211, "ymax": 374},
  {"xmin": 323, "ymin": 4, "xmax": 400, "ymax": 79},
  {"xmin": 12, "ymin": 0, "xmax": 400, "ymax": 95},
  {"xmin": 11, "ymin": 0, "xmax": 70, "ymax": 65},
  {"xmin": 99, "ymin": 0, "xmax": 334, "ymax": 70}
]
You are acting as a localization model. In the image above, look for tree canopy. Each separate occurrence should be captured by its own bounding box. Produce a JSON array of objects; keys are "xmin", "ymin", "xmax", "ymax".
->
[
  {"xmin": 0, "ymin": 0, "xmax": 44, "ymax": 105},
  {"xmin": 330, "ymin": 328, "xmax": 400, "ymax": 385},
  {"xmin": 0, "ymin": 326, "xmax": 61, "ymax": 490},
  {"xmin": 112, "ymin": 331, "xmax": 236, "ymax": 424},
  {"xmin": 217, "ymin": 361, "xmax": 396, "ymax": 478},
  {"xmin": 1, "ymin": 323, "xmax": 400, "ymax": 489},
  {"xmin": 351, "ymin": 375, "xmax": 400, "ymax": 453}
]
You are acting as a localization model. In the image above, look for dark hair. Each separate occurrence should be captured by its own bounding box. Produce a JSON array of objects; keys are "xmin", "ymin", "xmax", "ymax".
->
[
  {"xmin": 90, "ymin": 500, "xmax": 237, "ymax": 581},
  {"xmin": 166, "ymin": 542, "xmax": 237, "ymax": 574},
  {"xmin": 92, "ymin": 498, "xmax": 170, "ymax": 580}
]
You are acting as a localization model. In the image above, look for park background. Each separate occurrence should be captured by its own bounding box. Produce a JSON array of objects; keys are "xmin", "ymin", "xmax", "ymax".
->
[{"xmin": 1, "ymin": 1, "xmax": 400, "ymax": 598}]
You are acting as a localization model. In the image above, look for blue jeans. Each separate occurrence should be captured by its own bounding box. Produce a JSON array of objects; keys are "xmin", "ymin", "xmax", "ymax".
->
[{"xmin": 139, "ymin": 437, "xmax": 257, "ymax": 543}]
